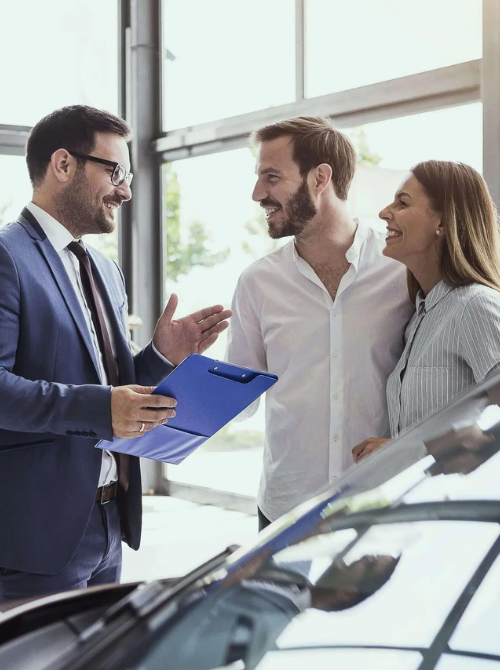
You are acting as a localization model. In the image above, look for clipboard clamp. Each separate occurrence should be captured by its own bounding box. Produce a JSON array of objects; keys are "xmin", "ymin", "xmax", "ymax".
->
[{"xmin": 208, "ymin": 363, "xmax": 257, "ymax": 384}]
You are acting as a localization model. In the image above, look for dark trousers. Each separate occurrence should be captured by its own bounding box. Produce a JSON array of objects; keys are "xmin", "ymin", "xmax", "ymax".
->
[
  {"xmin": 258, "ymin": 507, "xmax": 272, "ymax": 532},
  {"xmin": 0, "ymin": 500, "xmax": 122, "ymax": 603}
]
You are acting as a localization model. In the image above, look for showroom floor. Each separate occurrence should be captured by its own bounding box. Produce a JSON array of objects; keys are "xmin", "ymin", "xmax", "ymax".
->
[{"xmin": 121, "ymin": 496, "xmax": 258, "ymax": 583}]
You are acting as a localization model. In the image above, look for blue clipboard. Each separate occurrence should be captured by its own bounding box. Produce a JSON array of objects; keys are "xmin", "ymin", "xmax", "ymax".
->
[{"xmin": 96, "ymin": 354, "xmax": 278, "ymax": 464}]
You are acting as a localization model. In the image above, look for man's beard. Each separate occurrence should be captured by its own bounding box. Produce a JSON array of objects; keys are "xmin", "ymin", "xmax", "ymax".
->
[
  {"xmin": 56, "ymin": 169, "xmax": 114, "ymax": 237},
  {"xmin": 268, "ymin": 178, "xmax": 317, "ymax": 239}
]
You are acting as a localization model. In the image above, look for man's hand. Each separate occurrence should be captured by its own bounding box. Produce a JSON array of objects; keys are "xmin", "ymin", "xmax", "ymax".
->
[
  {"xmin": 111, "ymin": 385, "xmax": 177, "ymax": 439},
  {"xmin": 152, "ymin": 293, "xmax": 232, "ymax": 366},
  {"xmin": 352, "ymin": 437, "xmax": 390, "ymax": 463}
]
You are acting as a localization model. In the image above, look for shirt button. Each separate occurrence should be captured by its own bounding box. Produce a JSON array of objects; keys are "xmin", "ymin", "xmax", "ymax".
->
[
  {"xmin": 333, "ymin": 393, "xmax": 339, "ymax": 399},
  {"xmin": 333, "ymin": 435, "xmax": 339, "ymax": 441},
  {"xmin": 333, "ymin": 352, "xmax": 339, "ymax": 358},
  {"xmin": 332, "ymin": 311, "xmax": 337, "ymax": 317}
]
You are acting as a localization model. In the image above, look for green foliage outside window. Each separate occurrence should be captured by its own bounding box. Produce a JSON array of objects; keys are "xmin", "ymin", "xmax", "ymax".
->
[{"xmin": 165, "ymin": 163, "xmax": 229, "ymax": 283}]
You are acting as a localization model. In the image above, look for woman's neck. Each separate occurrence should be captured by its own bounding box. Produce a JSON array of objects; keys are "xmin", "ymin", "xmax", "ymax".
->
[
  {"xmin": 413, "ymin": 267, "xmax": 442, "ymax": 297},
  {"xmin": 407, "ymin": 250, "xmax": 442, "ymax": 297}
]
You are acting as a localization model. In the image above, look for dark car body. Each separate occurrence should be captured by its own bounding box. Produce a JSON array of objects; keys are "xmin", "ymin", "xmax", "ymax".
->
[{"xmin": 3, "ymin": 373, "xmax": 500, "ymax": 670}]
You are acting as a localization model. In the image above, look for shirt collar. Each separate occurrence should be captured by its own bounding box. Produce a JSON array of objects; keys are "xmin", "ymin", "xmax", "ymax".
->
[
  {"xmin": 26, "ymin": 202, "xmax": 79, "ymax": 253},
  {"xmin": 291, "ymin": 218, "xmax": 365, "ymax": 270},
  {"xmin": 345, "ymin": 218, "xmax": 366, "ymax": 271},
  {"xmin": 416, "ymin": 279, "xmax": 455, "ymax": 313}
]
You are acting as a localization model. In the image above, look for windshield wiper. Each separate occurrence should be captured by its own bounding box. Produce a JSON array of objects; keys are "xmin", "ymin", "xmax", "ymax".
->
[{"xmin": 50, "ymin": 545, "xmax": 239, "ymax": 670}]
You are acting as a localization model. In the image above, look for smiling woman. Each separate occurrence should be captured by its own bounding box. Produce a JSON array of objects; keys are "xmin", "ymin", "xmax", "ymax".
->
[
  {"xmin": 380, "ymin": 172, "xmax": 443, "ymax": 296},
  {"xmin": 385, "ymin": 161, "xmax": 500, "ymax": 303},
  {"xmin": 353, "ymin": 160, "xmax": 500, "ymax": 462}
]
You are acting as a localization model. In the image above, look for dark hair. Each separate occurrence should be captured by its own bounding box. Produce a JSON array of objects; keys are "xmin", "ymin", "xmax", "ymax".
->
[
  {"xmin": 252, "ymin": 116, "xmax": 356, "ymax": 200},
  {"xmin": 407, "ymin": 160, "xmax": 500, "ymax": 302},
  {"xmin": 26, "ymin": 105, "xmax": 131, "ymax": 187}
]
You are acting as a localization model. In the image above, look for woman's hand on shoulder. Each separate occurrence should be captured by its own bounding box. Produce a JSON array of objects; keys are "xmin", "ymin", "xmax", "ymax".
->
[{"xmin": 352, "ymin": 437, "xmax": 390, "ymax": 463}]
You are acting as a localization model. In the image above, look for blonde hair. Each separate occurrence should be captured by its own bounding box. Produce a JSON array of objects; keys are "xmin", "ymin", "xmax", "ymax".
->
[
  {"xmin": 252, "ymin": 116, "xmax": 356, "ymax": 200},
  {"xmin": 407, "ymin": 160, "xmax": 500, "ymax": 302}
]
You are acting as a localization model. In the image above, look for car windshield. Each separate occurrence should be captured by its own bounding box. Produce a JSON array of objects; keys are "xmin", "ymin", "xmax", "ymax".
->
[
  {"xmin": 124, "ymin": 508, "xmax": 500, "ymax": 670},
  {"xmin": 89, "ymin": 375, "xmax": 500, "ymax": 670},
  {"xmin": 121, "ymin": 452, "xmax": 500, "ymax": 670}
]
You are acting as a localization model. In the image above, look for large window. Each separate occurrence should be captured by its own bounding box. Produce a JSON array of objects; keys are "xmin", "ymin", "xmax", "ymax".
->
[
  {"xmin": 162, "ymin": 0, "xmax": 296, "ymax": 130},
  {"xmin": 305, "ymin": 0, "xmax": 482, "ymax": 98},
  {"xmin": 346, "ymin": 103, "xmax": 483, "ymax": 228},
  {"xmin": 0, "ymin": 0, "xmax": 118, "ymax": 127},
  {"xmin": 0, "ymin": 0, "xmax": 120, "ymax": 260},
  {"xmin": 162, "ymin": 149, "xmax": 281, "ymax": 496},
  {"xmin": 0, "ymin": 156, "xmax": 32, "ymax": 228}
]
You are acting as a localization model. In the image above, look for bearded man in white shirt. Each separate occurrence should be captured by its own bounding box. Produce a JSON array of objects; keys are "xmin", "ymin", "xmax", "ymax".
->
[{"xmin": 225, "ymin": 116, "xmax": 414, "ymax": 530}]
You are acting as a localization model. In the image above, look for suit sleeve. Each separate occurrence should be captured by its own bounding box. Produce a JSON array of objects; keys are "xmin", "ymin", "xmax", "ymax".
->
[
  {"xmin": 0, "ymin": 240, "xmax": 114, "ymax": 440},
  {"xmin": 133, "ymin": 342, "xmax": 175, "ymax": 385},
  {"xmin": 225, "ymin": 273, "xmax": 267, "ymax": 419}
]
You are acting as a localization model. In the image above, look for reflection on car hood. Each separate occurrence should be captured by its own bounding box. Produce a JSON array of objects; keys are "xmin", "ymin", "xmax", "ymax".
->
[{"xmin": 209, "ymin": 372, "xmax": 500, "ymax": 586}]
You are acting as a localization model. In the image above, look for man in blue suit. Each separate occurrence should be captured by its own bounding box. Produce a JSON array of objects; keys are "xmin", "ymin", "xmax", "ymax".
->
[{"xmin": 0, "ymin": 105, "xmax": 231, "ymax": 602}]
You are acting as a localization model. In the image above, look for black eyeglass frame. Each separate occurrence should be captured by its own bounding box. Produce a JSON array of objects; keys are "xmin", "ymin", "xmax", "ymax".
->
[{"xmin": 67, "ymin": 150, "xmax": 133, "ymax": 187}]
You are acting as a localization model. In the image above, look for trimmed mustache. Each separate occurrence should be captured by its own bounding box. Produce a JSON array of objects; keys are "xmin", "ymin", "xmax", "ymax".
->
[
  {"xmin": 103, "ymin": 198, "xmax": 123, "ymax": 207},
  {"xmin": 260, "ymin": 199, "xmax": 280, "ymax": 208}
]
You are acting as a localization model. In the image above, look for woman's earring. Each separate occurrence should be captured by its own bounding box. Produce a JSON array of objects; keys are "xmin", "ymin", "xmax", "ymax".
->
[{"xmin": 435, "ymin": 229, "xmax": 442, "ymax": 236}]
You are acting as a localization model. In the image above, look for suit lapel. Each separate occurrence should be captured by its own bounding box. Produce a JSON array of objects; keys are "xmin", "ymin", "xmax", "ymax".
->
[{"xmin": 20, "ymin": 208, "xmax": 101, "ymax": 378}]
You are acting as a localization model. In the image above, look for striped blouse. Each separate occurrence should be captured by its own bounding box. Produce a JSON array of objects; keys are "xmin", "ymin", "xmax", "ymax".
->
[{"xmin": 387, "ymin": 280, "xmax": 500, "ymax": 437}]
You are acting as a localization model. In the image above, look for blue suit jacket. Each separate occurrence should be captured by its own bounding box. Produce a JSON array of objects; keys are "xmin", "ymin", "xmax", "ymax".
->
[{"xmin": 0, "ymin": 209, "xmax": 173, "ymax": 575}]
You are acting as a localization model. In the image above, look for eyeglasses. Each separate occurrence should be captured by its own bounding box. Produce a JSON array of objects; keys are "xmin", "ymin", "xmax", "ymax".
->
[{"xmin": 68, "ymin": 150, "xmax": 133, "ymax": 187}]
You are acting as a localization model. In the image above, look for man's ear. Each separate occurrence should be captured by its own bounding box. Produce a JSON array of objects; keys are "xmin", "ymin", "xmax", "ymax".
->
[
  {"xmin": 50, "ymin": 149, "xmax": 74, "ymax": 184},
  {"xmin": 314, "ymin": 163, "xmax": 332, "ymax": 195}
]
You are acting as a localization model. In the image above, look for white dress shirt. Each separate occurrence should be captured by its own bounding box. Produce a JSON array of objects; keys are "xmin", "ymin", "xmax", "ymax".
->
[
  {"xmin": 226, "ymin": 222, "xmax": 414, "ymax": 522},
  {"xmin": 387, "ymin": 280, "xmax": 500, "ymax": 437},
  {"xmin": 27, "ymin": 202, "xmax": 120, "ymax": 486}
]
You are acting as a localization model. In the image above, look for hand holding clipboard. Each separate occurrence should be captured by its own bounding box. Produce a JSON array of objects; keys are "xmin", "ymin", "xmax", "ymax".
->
[{"xmin": 96, "ymin": 354, "xmax": 278, "ymax": 464}]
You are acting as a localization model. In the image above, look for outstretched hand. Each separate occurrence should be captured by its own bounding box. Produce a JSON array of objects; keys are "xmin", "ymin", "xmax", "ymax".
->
[{"xmin": 152, "ymin": 293, "xmax": 232, "ymax": 366}]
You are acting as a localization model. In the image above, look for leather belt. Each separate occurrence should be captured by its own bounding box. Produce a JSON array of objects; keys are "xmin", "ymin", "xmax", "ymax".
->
[{"xmin": 96, "ymin": 481, "xmax": 118, "ymax": 505}]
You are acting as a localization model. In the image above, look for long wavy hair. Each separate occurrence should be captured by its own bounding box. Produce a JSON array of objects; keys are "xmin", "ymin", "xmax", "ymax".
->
[{"xmin": 407, "ymin": 160, "xmax": 500, "ymax": 302}]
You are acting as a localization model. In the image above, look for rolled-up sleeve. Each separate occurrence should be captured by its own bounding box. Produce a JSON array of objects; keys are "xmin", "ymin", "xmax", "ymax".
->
[
  {"xmin": 225, "ymin": 273, "xmax": 267, "ymax": 419},
  {"xmin": 225, "ymin": 274, "xmax": 267, "ymax": 372}
]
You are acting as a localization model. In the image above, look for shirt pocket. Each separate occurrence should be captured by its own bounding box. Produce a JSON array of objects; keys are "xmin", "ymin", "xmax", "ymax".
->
[{"xmin": 403, "ymin": 366, "xmax": 451, "ymax": 424}]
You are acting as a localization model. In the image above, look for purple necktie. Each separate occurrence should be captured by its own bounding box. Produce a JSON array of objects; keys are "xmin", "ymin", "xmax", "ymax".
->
[
  {"xmin": 67, "ymin": 241, "xmax": 120, "ymax": 386},
  {"xmin": 67, "ymin": 241, "xmax": 130, "ymax": 490}
]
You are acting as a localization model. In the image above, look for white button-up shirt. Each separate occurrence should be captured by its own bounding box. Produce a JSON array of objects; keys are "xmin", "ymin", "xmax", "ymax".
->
[
  {"xmin": 226, "ymin": 222, "xmax": 414, "ymax": 521},
  {"xmin": 387, "ymin": 280, "xmax": 500, "ymax": 437}
]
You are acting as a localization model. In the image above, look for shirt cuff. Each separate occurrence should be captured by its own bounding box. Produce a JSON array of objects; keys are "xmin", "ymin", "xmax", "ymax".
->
[{"xmin": 151, "ymin": 341, "xmax": 174, "ymax": 367}]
